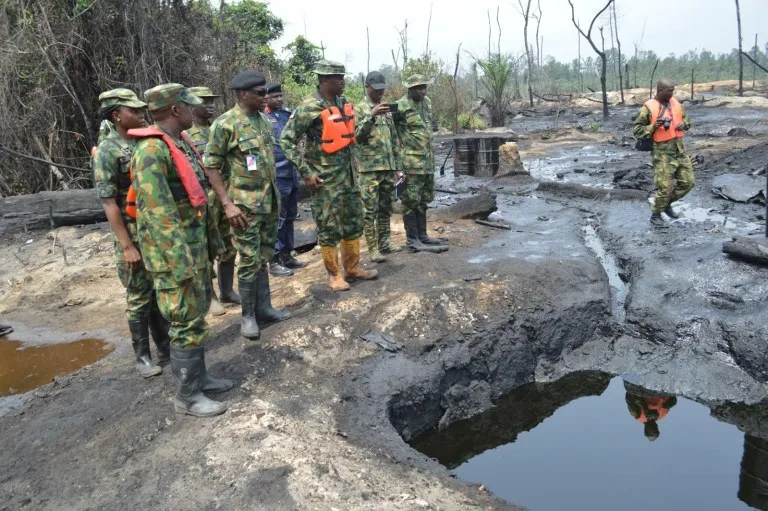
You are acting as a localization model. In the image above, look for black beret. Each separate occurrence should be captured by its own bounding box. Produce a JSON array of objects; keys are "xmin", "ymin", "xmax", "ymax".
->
[
  {"xmin": 266, "ymin": 82, "xmax": 282, "ymax": 94},
  {"xmin": 231, "ymin": 71, "xmax": 266, "ymax": 90}
]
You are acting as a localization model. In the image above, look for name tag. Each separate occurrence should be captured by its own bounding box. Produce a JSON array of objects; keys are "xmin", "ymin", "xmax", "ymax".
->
[{"xmin": 246, "ymin": 154, "xmax": 257, "ymax": 171}]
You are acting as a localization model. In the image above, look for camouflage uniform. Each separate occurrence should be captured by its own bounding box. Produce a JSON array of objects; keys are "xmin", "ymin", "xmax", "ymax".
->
[
  {"xmin": 93, "ymin": 129, "xmax": 154, "ymax": 321},
  {"xmin": 281, "ymin": 94, "xmax": 362, "ymax": 247},
  {"xmin": 204, "ymin": 104, "xmax": 279, "ymax": 281},
  {"xmin": 391, "ymin": 75, "xmax": 447, "ymax": 253},
  {"xmin": 281, "ymin": 60, "xmax": 376, "ymax": 291},
  {"xmin": 633, "ymin": 105, "xmax": 695, "ymax": 214},
  {"xmin": 186, "ymin": 87, "xmax": 236, "ymax": 266},
  {"xmin": 354, "ymin": 95, "xmax": 402, "ymax": 256},
  {"xmin": 392, "ymin": 86, "xmax": 436, "ymax": 216},
  {"xmin": 131, "ymin": 87, "xmax": 210, "ymax": 349}
]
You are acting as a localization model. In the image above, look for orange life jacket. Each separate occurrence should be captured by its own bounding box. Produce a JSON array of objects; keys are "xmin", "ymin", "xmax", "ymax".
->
[
  {"xmin": 645, "ymin": 98, "xmax": 685, "ymax": 143},
  {"xmin": 124, "ymin": 127, "xmax": 208, "ymax": 219},
  {"xmin": 320, "ymin": 103, "xmax": 355, "ymax": 154},
  {"xmin": 636, "ymin": 396, "xmax": 670, "ymax": 423}
]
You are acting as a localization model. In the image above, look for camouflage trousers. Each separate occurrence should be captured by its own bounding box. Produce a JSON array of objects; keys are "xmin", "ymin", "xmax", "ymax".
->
[
  {"xmin": 115, "ymin": 239, "xmax": 154, "ymax": 321},
  {"xmin": 310, "ymin": 183, "xmax": 364, "ymax": 247},
  {"xmin": 232, "ymin": 205, "xmax": 278, "ymax": 282},
  {"xmin": 401, "ymin": 173, "xmax": 435, "ymax": 216},
  {"xmin": 651, "ymin": 151, "xmax": 695, "ymax": 213},
  {"xmin": 151, "ymin": 266, "xmax": 210, "ymax": 348},
  {"xmin": 359, "ymin": 171, "xmax": 396, "ymax": 250},
  {"xmin": 207, "ymin": 188, "xmax": 236, "ymax": 264}
]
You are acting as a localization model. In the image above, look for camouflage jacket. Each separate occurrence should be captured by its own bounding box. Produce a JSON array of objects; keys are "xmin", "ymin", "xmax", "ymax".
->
[
  {"xmin": 392, "ymin": 95, "xmax": 435, "ymax": 175},
  {"xmin": 185, "ymin": 123, "xmax": 211, "ymax": 155},
  {"xmin": 131, "ymin": 125, "xmax": 208, "ymax": 287},
  {"xmin": 353, "ymin": 96, "xmax": 402, "ymax": 172},
  {"xmin": 204, "ymin": 104, "xmax": 278, "ymax": 214},
  {"xmin": 633, "ymin": 104, "xmax": 692, "ymax": 156},
  {"xmin": 280, "ymin": 91, "xmax": 356, "ymax": 188},
  {"xmin": 92, "ymin": 131, "xmax": 137, "ymax": 238}
]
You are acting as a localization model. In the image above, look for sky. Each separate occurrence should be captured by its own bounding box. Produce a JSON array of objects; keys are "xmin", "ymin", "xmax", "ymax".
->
[{"xmin": 268, "ymin": 0, "xmax": 764, "ymax": 75}]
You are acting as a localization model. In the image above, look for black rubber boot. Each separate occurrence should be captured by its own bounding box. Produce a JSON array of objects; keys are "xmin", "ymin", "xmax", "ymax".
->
[
  {"xmin": 148, "ymin": 301, "xmax": 171, "ymax": 366},
  {"xmin": 238, "ymin": 278, "xmax": 260, "ymax": 340},
  {"xmin": 199, "ymin": 345, "xmax": 234, "ymax": 393},
  {"xmin": 170, "ymin": 346, "xmax": 227, "ymax": 417},
  {"xmin": 404, "ymin": 214, "xmax": 448, "ymax": 254},
  {"xmin": 650, "ymin": 213, "xmax": 667, "ymax": 227},
  {"xmin": 217, "ymin": 260, "xmax": 241, "ymax": 304},
  {"xmin": 417, "ymin": 211, "xmax": 448, "ymax": 245},
  {"xmin": 280, "ymin": 252, "xmax": 306, "ymax": 269},
  {"xmin": 128, "ymin": 316, "xmax": 162, "ymax": 378},
  {"xmin": 255, "ymin": 270, "xmax": 291, "ymax": 323},
  {"xmin": 664, "ymin": 204, "xmax": 680, "ymax": 219}
]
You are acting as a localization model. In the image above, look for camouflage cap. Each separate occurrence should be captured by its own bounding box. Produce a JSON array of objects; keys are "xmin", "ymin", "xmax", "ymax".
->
[
  {"xmin": 98, "ymin": 88, "xmax": 146, "ymax": 109},
  {"xmin": 403, "ymin": 74, "xmax": 432, "ymax": 88},
  {"xmin": 188, "ymin": 86, "xmax": 220, "ymax": 99},
  {"xmin": 314, "ymin": 59, "xmax": 346, "ymax": 76},
  {"xmin": 143, "ymin": 83, "xmax": 203, "ymax": 111}
]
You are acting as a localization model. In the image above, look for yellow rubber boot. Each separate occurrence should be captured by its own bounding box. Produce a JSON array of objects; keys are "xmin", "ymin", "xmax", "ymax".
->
[
  {"xmin": 340, "ymin": 239, "xmax": 379, "ymax": 281},
  {"xmin": 321, "ymin": 246, "xmax": 350, "ymax": 292}
]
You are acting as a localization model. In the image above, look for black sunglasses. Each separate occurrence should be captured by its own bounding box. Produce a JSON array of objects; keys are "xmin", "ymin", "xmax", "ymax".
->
[{"xmin": 249, "ymin": 88, "xmax": 267, "ymax": 97}]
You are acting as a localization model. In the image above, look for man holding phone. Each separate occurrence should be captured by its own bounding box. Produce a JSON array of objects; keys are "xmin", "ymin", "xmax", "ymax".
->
[{"xmin": 353, "ymin": 70, "xmax": 405, "ymax": 262}]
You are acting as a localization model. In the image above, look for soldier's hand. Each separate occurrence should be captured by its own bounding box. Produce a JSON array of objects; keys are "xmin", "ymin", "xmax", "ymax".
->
[
  {"xmin": 676, "ymin": 122, "xmax": 687, "ymax": 131},
  {"xmin": 371, "ymin": 104, "xmax": 390, "ymax": 117},
  {"xmin": 123, "ymin": 244, "xmax": 142, "ymax": 269},
  {"xmin": 224, "ymin": 202, "xmax": 248, "ymax": 230},
  {"xmin": 653, "ymin": 119, "xmax": 666, "ymax": 129},
  {"xmin": 305, "ymin": 174, "xmax": 324, "ymax": 191}
]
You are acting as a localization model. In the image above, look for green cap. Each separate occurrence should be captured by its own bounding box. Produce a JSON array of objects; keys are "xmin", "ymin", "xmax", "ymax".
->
[
  {"xmin": 98, "ymin": 88, "xmax": 146, "ymax": 109},
  {"xmin": 314, "ymin": 59, "xmax": 346, "ymax": 76},
  {"xmin": 143, "ymin": 83, "xmax": 203, "ymax": 111},
  {"xmin": 188, "ymin": 86, "xmax": 220, "ymax": 99},
  {"xmin": 403, "ymin": 74, "xmax": 432, "ymax": 88}
]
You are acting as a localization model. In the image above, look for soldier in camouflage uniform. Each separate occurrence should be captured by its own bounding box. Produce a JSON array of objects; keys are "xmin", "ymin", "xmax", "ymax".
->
[
  {"xmin": 281, "ymin": 60, "xmax": 378, "ymax": 292},
  {"xmin": 184, "ymin": 86, "xmax": 238, "ymax": 317},
  {"xmin": 132, "ymin": 83, "xmax": 233, "ymax": 417},
  {"xmin": 392, "ymin": 75, "xmax": 448, "ymax": 253},
  {"xmin": 353, "ymin": 70, "xmax": 405, "ymax": 263},
  {"xmin": 634, "ymin": 79, "xmax": 694, "ymax": 227},
  {"xmin": 92, "ymin": 88, "xmax": 169, "ymax": 379},
  {"xmin": 204, "ymin": 71, "xmax": 290, "ymax": 340}
]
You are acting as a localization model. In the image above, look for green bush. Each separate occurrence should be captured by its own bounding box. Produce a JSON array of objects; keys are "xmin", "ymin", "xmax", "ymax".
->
[
  {"xmin": 587, "ymin": 120, "xmax": 601, "ymax": 133},
  {"xmin": 458, "ymin": 113, "xmax": 487, "ymax": 130}
]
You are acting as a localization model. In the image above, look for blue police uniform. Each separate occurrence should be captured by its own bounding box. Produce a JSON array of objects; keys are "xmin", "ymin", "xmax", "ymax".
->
[{"xmin": 265, "ymin": 106, "xmax": 300, "ymax": 258}]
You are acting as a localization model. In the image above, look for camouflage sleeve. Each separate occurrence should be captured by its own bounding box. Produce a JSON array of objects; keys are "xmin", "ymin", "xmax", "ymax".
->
[
  {"xmin": 633, "ymin": 106, "xmax": 653, "ymax": 140},
  {"xmin": 391, "ymin": 119, "xmax": 404, "ymax": 170},
  {"xmin": 280, "ymin": 106, "xmax": 314, "ymax": 179},
  {"xmin": 354, "ymin": 102, "xmax": 376, "ymax": 144},
  {"xmin": 427, "ymin": 98, "xmax": 438, "ymax": 131},
  {"xmin": 92, "ymin": 141, "xmax": 119, "ymax": 198},
  {"xmin": 681, "ymin": 109, "xmax": 692, "ymax": 131},
  {"xmin": 203, "ymin": 118, "xmax": 231, "ymax": 173},
  {"xmin": 132, "ymin": 139, "xmax": 195, "ymax": 279}
]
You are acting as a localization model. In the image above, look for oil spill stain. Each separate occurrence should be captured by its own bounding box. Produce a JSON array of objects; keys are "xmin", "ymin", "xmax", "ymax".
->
[{"xmin": 0, "ymin": 337, "xmax": 113, "ymax": 396}]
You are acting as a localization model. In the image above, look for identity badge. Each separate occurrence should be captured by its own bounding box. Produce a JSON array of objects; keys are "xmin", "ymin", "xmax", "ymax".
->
[{"xmin": 246, "ymin": 154, "xmax": 257, "ymax": 171}]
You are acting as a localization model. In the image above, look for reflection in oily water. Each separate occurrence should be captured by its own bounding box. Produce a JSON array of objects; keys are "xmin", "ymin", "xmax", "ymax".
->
[
  {"xmin": 411, "ymin": 371, "xmax": 612, "ymax": 469},
  {"xmin": 412, "ymin": 373, "xmax": 768, "ymax": 511}
]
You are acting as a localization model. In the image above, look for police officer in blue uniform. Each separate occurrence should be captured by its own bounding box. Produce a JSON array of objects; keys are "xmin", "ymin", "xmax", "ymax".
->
[{"xmin": 264, "ymin": 82, "xmax": 306, "ymax": 275}]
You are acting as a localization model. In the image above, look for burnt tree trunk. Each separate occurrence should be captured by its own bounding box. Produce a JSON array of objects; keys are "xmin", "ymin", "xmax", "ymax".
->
[
  {"xmin": 0, "ymin": 189, "xmax": 106, "ymax": 235},
  {"xmin": 736, "ymin": 0, "xmax": 744, "ymax": 96}
]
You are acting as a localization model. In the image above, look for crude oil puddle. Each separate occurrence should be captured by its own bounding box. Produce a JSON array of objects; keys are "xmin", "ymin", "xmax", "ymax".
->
[
  {"xmin": 0, "ymin": 337, "xmax": 113, "ymax": 396},
  {"xmin": 412, "ymin": 372, "xmax": 760, "ymax": 511}
]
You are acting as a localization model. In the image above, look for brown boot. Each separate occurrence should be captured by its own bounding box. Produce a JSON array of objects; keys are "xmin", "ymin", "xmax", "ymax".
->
[
  {"xmin": 340, "ymin": 239, "xmax": 379, "ymax": 281},
  {"xmin": 321, "ymin": 246, "xmax": 350, "ymax": 292}
]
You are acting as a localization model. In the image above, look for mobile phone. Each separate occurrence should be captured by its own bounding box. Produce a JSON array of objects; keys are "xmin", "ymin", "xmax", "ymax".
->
[{"xmin": 387, "ymin": 103, "xmax": 399, "ymax": 113}]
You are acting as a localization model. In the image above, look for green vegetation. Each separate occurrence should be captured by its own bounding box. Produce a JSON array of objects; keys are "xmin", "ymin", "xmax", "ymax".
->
[{"xmin": 458, "ymin": 113, "xmax": 487, "ymax": 130}]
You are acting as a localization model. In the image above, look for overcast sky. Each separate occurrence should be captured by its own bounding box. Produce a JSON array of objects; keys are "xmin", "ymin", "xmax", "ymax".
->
[{"xmin": 268, "ymin": 0, "xmax": 764, "ymax": 75}]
